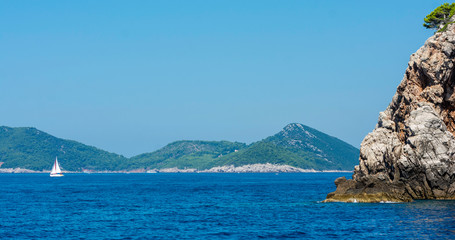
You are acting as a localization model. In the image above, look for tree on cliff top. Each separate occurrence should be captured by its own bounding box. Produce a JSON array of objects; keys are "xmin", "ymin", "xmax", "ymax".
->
[{"xmin": 423, "ymin": 3, "xmax": 455, "ymax": 31}]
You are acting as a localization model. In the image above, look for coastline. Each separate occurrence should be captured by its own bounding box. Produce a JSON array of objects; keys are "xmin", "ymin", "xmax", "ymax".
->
[{"xmin": 0, "ymin": 163, "xmax": 353, "ymax": 174}]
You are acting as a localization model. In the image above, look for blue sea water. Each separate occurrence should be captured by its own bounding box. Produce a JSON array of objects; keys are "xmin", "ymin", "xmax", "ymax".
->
[{"xmin": 1, "ymin": 173, "xmax": 454, "ymax": 239}]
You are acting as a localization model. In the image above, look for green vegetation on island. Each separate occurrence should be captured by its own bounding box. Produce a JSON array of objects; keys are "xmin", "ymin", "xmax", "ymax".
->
[
  {"xmin": 129, "ymin": 123, "xmax": 359, "ymax": 171},
  {"xmin": 124, "ymin": 140, "xmax": 247, "ymax": 170},
  {"xmin": 214, "ymin": 123, "xmax": 359, "ymax": 170},
  {"xmin": 424, "ymin": 3, "xmax": 455, "ymax": 32},
  {"xmin": 0, "ymin": 123, "xmax": 359, "ymax": 171},
  {"xmin": 0, "ymin": 126, "xmax": 127, "ymax": 171}
]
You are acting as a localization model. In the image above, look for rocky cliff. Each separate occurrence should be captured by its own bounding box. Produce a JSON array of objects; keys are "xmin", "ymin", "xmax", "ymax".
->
[{"xmin": 325, "ymin": 24, "xmax": 455, "ymax": 202}]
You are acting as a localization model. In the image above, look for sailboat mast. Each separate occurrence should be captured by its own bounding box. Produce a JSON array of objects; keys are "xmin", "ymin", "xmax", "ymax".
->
[{"xmin": 55, "ymin": 157, "xmax": 62, "ymax": 173}]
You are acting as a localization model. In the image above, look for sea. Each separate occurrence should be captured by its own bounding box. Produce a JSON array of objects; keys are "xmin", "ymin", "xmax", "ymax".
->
[{"xmin": 1, "ymin": 173, "xmax": 454, "ymax": 239}]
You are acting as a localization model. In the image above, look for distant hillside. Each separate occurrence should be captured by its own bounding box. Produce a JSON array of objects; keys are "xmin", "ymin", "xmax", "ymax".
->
[
  {"xmin": 212, "ymin": 123, "xmax": 359, "ymax": 170},
  {"xmin": 125, "ymin": 140, "xmax": 247, "ymax": 170},
  {"xmin": 0, "ymin": 123, "xmax": 359, "ymax": 171},
  {"xmin": 0, "ymin": 126, "xmax": 127, "ymax": 171},
  {"xmin": 130, "ymin": 123, "xmax": 359, "ymax": 171}
]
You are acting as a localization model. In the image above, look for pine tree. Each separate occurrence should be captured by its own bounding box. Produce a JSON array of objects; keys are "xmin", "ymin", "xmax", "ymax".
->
[{"xmin": 423, "ymin": 3, "xmax": 455, "ymax": 31}]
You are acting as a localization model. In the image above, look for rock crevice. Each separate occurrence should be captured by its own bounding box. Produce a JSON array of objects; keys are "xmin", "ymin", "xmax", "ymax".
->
[{"xmin": 325, "ymin": 23, "xmax": 455, "ymax": 202}]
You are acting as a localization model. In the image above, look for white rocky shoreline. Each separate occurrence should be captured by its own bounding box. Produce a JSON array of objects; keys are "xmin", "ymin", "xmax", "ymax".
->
[{"xmin": 0, "ymin": 163, "xmax": 352, "ymax": 174}]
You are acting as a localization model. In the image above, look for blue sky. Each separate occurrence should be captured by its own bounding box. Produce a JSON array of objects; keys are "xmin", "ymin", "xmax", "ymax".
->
[{"xmin": 0, "ymin": 1, "xmax": 447, "ymax": 157}]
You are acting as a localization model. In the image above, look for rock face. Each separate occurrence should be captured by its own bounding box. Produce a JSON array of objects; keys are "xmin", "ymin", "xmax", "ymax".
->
[
  {"xmin": 325, "ymin": 24, "xmax": 455, "ymax": 202},
  {"xmin": 200, "ymin": 163, "xmax": 315, "ymax": 173}
]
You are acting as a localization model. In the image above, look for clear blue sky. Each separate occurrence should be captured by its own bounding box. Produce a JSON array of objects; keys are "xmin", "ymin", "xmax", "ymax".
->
[{"xmin": 0, "ymin": 1, "xmax": 446, "ymax": 157}]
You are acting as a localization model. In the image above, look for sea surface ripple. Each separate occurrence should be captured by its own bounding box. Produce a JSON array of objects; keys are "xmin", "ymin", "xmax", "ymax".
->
[{"xmin": 1, "ymin": 173, "xmax": 454, "ymax": 239}]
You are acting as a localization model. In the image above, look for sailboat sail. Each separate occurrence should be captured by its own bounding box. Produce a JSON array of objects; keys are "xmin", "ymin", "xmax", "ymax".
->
[{"xmin": 50, "ymin": 157, "xmax": 63, "ymax": 177}]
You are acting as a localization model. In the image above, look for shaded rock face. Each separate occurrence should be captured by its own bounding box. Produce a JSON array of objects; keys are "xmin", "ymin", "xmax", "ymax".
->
[{"xmin": 325, "ymin": 24, "xmax": 455, "ymax": 202}]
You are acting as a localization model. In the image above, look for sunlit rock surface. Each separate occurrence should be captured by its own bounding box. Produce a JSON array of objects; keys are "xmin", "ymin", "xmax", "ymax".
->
[{"xmin": 325, "ymin": 23, "xmax": 455, "ymax": 202}]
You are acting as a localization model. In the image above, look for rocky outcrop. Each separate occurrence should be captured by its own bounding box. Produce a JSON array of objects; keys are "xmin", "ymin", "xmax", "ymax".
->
[
  {"xmin": 325, "ymin": 23, "xmax": 455, "ymax": 202},
  {"xmin": 0, "ymin": 168, "xmax": 43, "ymax": 173},
  {"xmin": 200, "ymin": 163, "xmax": 316, "ymax": 173},
  {"xmin": 149, "ymin": 164, "xmax": 318, "ymax": 173}
]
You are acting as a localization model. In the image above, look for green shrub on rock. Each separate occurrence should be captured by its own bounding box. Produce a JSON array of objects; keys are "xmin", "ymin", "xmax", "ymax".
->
[{"xmin": 423, "ymin": 3, "xmax": 455, "ymax": 32}]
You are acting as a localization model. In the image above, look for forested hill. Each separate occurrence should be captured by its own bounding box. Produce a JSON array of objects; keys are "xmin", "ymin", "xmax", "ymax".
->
[
  {"xmin": 0, "ymin": 126, "xmax": 127, "ymax": 171},
  {"xmin": 125, "ymin": 140, "xmax": 247, "ymax": 170},
  {"xmin": 129, "ymin": 123, "xmax": 359, "ymax": 171},
  {"xmin": 213, "ymin": 123, "xmax": 360, "ymax": 170},
  {"xmin": 0, "ymin": 124, "xmax": 359, "ymax": 171}
]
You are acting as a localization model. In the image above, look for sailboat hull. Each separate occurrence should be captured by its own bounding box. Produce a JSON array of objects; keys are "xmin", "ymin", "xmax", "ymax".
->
[{"xmin": 50, "ymin": 173, "xmax": 64, "ymax": 177}]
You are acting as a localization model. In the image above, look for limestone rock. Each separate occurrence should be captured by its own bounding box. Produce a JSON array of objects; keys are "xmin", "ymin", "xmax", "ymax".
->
[
  {"xmin": 200, "ymin": 163, "xmax": 316, "ymax": 173},
  {"xmin": 325, "ymin": 23, "xmax": 455, "ymax": 202}
]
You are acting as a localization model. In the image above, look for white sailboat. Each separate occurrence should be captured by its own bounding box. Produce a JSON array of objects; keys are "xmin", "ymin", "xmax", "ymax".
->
[{"xmin": 50, "ymin": 157, "xmax": 64, "ymax": 177}]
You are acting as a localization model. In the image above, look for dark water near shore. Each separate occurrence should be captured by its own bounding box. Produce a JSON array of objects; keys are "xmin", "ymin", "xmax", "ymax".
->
[{"xmin": 1, "ymin": 173, "xmax": 455, "ymax": 239}]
